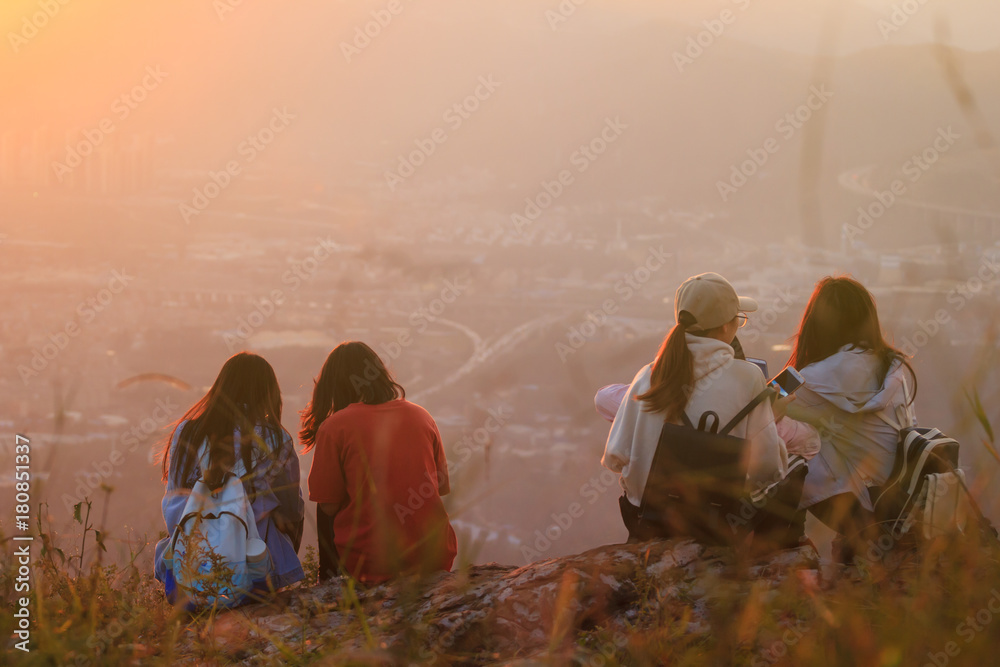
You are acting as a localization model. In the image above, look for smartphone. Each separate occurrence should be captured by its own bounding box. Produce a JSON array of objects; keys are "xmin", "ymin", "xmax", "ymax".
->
[
  {"xmin": 746, "ymin": 357, "xmax": 768, "ymax": 378},
  {"xmin": 768, "ymin": 367, "xmax": 805, "ymax": 398}
]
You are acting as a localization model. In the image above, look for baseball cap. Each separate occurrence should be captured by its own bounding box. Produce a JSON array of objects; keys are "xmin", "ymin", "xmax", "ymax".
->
[{"xmin": 674, "ymin": 272, "xmax": 758, "ymax": 332}]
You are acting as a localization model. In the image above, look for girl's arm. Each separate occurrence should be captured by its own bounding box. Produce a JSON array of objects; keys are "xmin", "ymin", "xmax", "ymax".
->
[
  {"xmin": 269, "ymin": 429, "xmax": 306, "ymax": 548},
  {"xmin": 431, "ymin": 421, "xmax": 451, "ymax": 496},
  {"xmin": 161, "ymin": 422, "xmax": 194, "ymax": 531},
  {"xmin": 745, "ymin": 381, "xmax": 788, "ymax": 488},
  {"xmin": 784, "ymin": 400, "xmax": 840, "ymax": 431},
  {"xmin": 595, "ymin": 384, "xmax": 630, "ymax": 423},
  {"xmin": 601, "ymin": 376, "xmax": 644, "ymax": 474},
  {"xmin": 155, "ymin": 423, "xmax": 191, "ymax": 582},
  {"xmin": 307, "ymin": 424, "xmax": 349, "ymax": 517}
]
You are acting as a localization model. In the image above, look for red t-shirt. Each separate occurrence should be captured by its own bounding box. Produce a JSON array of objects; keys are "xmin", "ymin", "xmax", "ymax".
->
[{"xmin": 307, "ymin": 399, "xmax": 458, "ymax": 583}]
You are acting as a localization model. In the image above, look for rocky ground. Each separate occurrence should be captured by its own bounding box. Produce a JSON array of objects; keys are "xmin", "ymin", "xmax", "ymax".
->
[{"xmin": 187, "ymin": 539, "xmax": 822, "ymax": 666}]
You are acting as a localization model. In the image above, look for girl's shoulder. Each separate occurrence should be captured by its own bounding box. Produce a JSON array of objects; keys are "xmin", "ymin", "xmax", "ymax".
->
[
  {"xmin": 800, "ymin": 346, "xmax": 880, "ymax": 383},
  {"xmin": 168, "ymin": 419, "xmax": 194, "ymax": 454},
  {"xmin": 625, "ymin": 364, "xmax": 654, "ymax": 396},
  {"xmin": 396, "ymin": 399, "xmax": 434, "ymax": 421},
  {"xmin": 329, "ymin": 399, "xmax": 431, "ymax": 420},
  {"xmin": 729, "ymin": 358, "xmax": 767, "ymax": 387},
  {"xmin": 251, "ymin": 423, "xmax": 293, "ymax": 455},
  {"xmin": 257, "ymin": 422, "xmax": 291, "ymax": 441}
]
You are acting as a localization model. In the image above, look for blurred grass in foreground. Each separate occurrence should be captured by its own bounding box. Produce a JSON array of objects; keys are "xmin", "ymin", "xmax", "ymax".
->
[
  {"xmin": 1, "ymin": 383, "xmax": 998, "ymax": 665},
  {"xmin": 2, "ymin": 491, "xmax": 999, "ymax": 665}
]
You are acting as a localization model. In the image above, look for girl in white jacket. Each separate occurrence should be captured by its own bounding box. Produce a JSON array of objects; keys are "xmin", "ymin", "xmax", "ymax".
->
[
  {"xmin": 602, "ymin": 273, "xmax": 791, "ymax": 541},
  {"xmin": 786, "ymin": 276, "xmax": 918, "ymax": 559}
]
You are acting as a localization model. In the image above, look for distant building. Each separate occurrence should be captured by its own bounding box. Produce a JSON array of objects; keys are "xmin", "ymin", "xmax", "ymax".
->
[{"xmin": 0, "ymin": 128, "xmax": 155, "ymax": 196}]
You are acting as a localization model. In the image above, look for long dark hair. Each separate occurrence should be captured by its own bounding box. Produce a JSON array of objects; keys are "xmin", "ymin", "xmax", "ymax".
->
[
  {"xmin": 299, "ymin": 341, "xmax": 405, "ymax": 453},
  {"xmin": 638, "ymin": 311, "xmax": 716, "ymax": 421},
  {"xmin": 160, "ymin": 352, "xmax": 284, "ymax": 487},
  {"xmin": 790, "ymin": 276, "xmax": 916, "ymax": 401}
]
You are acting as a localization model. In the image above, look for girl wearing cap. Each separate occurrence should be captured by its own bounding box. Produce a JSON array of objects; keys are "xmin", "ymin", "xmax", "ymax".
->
[{"xmin": 602, "ymin": 272, "xmax": 791, "ymax": 541}]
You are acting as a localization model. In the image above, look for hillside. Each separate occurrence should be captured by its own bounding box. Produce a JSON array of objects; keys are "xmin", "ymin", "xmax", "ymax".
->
[{"xmin": 6, "ymin": 528, "xmax": 1000, "ymax": 666}]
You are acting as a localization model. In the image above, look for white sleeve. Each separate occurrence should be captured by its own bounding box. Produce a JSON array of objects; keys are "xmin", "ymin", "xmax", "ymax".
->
[
  {"xmin": 595, "ymin": 383, "xmax": 630, "ymax": 422},
  {"xmin": 601, "ymin": 376, "xmax": 645, "ymax": 473}
]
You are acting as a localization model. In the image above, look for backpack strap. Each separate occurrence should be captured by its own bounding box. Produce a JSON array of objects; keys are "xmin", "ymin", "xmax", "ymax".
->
[
  {"xmin": 877, "ymin": 411, "xmax": 902, "ymax": 431},
  {"xmin": 719, "ymin": 388, "xmax": 775, "ymax": 436},
  {"xmin": 697, "ymin": 411, "xmax": 721, "ymax": 434},
  {"xmin": 950, "ymin": 467, "xmax": 1000, "ymax": 542},
  {"xmin": 878, "ymin": 375, "xmax": 915, "ymax": 431},
  {"xmin": 678, "ymin": 411, "xmax": 725, "ymax": 433},
  {"xmin": 194, "ymin": 433, "xmax": 264, "ymax": 538},
  {"xmin": 196, "ymin": 430, "xmax": 250, "ymax": 482}
]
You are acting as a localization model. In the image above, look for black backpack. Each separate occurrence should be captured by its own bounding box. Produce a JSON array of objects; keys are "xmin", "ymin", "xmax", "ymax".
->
[{"xmin": 635, "ymin": 389, "xmax": 775, "ymax": 546}]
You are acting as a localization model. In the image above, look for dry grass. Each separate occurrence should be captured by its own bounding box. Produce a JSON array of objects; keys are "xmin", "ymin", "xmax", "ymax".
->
[{"xmin": 3, "ymin": 503, "xmax": 1000, "ymax": 666}]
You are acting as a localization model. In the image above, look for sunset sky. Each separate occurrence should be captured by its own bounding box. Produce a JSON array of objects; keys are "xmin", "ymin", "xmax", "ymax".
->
[{"xmin": 3, "ymin": 0, "xmax": 998, "ymax": 119}]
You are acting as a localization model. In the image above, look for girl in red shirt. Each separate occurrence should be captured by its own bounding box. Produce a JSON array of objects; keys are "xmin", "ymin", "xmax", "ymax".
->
[{"xmin": 300, "ymin": 341, "xmax": 457, "ymax": 583}]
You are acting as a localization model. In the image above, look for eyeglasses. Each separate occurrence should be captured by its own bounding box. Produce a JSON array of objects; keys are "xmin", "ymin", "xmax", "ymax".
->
[{"xmin": 736, "ymin": 313, "xmax": 748, "ymax": 328}]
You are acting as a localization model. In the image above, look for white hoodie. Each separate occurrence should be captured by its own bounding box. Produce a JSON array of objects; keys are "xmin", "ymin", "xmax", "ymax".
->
[
  {"xmin": 602, "ymin": 334, "xmax": 788, "ymax": 507},
  {"xmin": 793, "ymin": 345, "xmax": 915, "ymax": 511}
]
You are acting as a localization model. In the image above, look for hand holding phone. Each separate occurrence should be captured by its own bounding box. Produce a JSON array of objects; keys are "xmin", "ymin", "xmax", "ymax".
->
[
  {"xmin": 768, "ymin": 367, "xmax": 805, "ymax": 398},
  {"xmin": 772, "ymin": 393, "xmax": 795, "ymax": 422}
]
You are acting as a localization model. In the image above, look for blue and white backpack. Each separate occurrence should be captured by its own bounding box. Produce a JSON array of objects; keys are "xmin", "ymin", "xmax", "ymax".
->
[{"xmin": 164, "ymin": 443, "xmax": 271, "ymax": 609}]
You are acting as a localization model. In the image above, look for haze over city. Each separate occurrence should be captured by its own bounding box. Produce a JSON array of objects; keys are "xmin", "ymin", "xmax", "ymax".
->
[{"xmin": 3, "ymin": 0, "xmax": 1000, "ymax": 578}]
